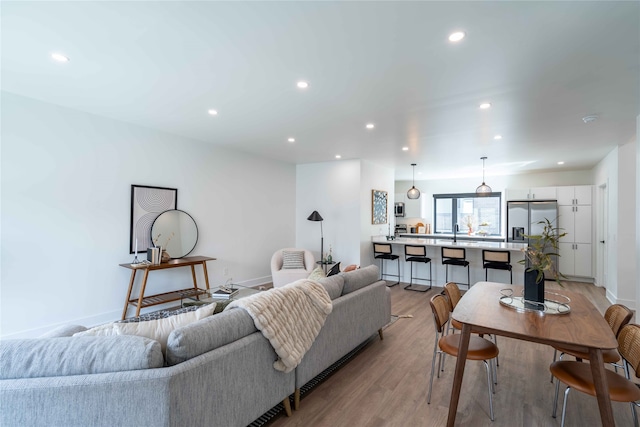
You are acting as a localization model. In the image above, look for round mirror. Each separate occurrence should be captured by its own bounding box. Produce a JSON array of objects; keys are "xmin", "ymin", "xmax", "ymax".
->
[{"xmin": 150, "ymin": 209, "xmax": 198, "ymax": 259}]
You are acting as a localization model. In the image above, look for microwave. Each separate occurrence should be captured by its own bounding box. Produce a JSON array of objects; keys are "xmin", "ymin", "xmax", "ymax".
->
[{"xmin": 394, "ymin": 202, "xmax": 405, "ymax": 217}]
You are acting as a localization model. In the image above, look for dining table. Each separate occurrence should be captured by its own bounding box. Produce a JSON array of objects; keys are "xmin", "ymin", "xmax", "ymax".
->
[{"xmin": 448, "ymin": 281, "xmax": 618, "ymax": 426}]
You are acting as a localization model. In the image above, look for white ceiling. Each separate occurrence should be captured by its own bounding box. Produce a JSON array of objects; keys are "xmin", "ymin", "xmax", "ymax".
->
[{"xmin": 2, "ymin": 1, "xmax": 639, "ymax": 180}]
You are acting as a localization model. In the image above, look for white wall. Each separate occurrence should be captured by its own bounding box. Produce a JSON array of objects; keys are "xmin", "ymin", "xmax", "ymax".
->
[
  {"xmin": 295, "ymin": 159, "xmax": 394, "ymax": 268},
  {"xmin": 1, "ymin": 92, "xmax": 296, "ymax": 338},
  {"xmin": 359, "ymin": 161, "xmax": 395, "ymax": 266},
  {"xmin": 295, "ymin": 161, "xmax": 362, "ymax": 267}
]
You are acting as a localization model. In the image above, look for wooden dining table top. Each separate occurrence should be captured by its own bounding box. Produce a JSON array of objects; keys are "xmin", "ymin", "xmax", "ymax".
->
[
  {"xmin": 452, "ymin": 281, "xmax": 617, "ymax": 352},
  {"xmin": 448, "ymin": 281, "xmax": 618, "ymax": 426}
]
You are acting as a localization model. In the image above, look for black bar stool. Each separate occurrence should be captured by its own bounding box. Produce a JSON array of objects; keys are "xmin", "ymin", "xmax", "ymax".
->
[
  {"xmin": 441, "ymin": 247, "xmax": 470, "ymax": 289},
  {"xmin": 482, "ymin": 250, "xmax": 513, "ymax": 283},
  {"xmin": 373, "ymin": 243, "xmax": 400, "ymax": 287},
  {"xmin": 404, "ymin": 245, "xmax": 432, "ymax": 292}
]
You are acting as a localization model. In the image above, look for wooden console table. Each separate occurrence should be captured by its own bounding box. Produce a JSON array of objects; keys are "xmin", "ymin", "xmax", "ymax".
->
[{"xmin": 120, "ymin": 256, "xmax": 215, "ymax": 319}]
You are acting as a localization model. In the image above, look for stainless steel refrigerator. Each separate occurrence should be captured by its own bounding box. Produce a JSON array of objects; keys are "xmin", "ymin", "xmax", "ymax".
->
[{"xmin": 507, "ymin": 200, "xmax": 558, "ymax": 277}]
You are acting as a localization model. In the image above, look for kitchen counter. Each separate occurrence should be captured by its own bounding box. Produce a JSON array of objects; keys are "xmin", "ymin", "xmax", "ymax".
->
[
  {"xmin": 371, "ymin": 236, "xmax": 527, "ymax": 286},
  {"xmin": 374, "ymin": 236, "xmax": 526, "ymax": 251},
  {"xmin": 399, "ymin": 233, "xmax": 505, "ymax": 242}
]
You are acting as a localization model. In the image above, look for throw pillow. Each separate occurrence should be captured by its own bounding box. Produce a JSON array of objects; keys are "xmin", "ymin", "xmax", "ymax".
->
[
  {"xmin": 308, "ymin": 266, "xmax": 326, "ymax": 281},
  {"xmin": 74, "ymin": 303, "xmax": 216, "ymax": 352},
  {"xmin": 327, "ymin": 262, "xmax": 341, "ymax": 277},
  {"xmin": 282, "ymin": 250, "xmax": 305, "ymax": 269}
]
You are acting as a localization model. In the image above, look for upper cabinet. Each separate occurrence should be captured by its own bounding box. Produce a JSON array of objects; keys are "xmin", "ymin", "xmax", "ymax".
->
[
  {"xmin": 557, "ymin": 185, "xmax": 592, "ymax": 206},
  {"xmin": 505, "ymin": 186, "xmax": 557, "ymax": 201}
]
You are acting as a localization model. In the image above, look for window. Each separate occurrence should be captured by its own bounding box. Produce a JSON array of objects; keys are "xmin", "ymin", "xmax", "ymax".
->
[{"xmin": 434, "ymin": 193, "xmax": 501, "ymax": 236}]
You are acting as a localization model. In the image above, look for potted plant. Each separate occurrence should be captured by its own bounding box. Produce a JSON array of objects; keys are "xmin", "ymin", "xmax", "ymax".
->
[{"xmin": 519, "ymin": 218, "xmax": 566, "ymax": 307}]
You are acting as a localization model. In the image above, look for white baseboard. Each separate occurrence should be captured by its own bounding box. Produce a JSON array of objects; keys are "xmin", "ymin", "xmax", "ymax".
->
[
  {"xmin": 605, "ymin": 289, "xmax": 636, "ymax": 311},
  {"xmin": 1, "ymin": 276, "xmax": 274, "ymax": 340}
]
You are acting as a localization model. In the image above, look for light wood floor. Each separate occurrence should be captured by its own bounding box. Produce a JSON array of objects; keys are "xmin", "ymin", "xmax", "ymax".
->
[{"xmin": 268, "ymin": 280, "xmax": 636, "ymax": 427}]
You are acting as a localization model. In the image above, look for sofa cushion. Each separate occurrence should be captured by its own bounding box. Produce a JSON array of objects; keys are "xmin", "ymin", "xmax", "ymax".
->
[
  {"xmin": 282, "ymin": 250, "xmax": 305, "ymax": 269},
  {"xmin": 340, "ymin": 264, "xmax": 380, "ymax": 295},
  {"xmin": 308, "ymin": 266, "xmax": 326, "ymax": 281},
  {"xmin": 0, "ymin": 335, "xmax": 163, "ymax": 379},
  {"xmin": 317, "ymin": 275, "xmax": 345, "ymax": 300},
  {"xmin": 74, "ymin": 303, "xmax": 216, "ymax": 352},
  {"xmin": 165, "ymin": 307, "xmax": 257, "ymax": 365}
]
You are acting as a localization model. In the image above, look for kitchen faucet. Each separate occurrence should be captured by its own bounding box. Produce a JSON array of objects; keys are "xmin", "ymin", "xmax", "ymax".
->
[{"xmin": 453, "ymin": 224, "xmax": 459, "ymax": 243}]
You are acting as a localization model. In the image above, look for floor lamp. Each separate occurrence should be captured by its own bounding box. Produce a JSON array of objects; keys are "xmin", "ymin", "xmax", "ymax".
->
[{"xmin": 307, "ymin": 210, "xmax": 324, "ymax": 270}]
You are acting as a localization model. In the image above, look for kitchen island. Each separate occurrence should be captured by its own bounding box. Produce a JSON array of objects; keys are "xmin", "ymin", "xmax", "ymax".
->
[{"xmin": 371, "ymin": 236, "xmax": 527, "ymax": 286}]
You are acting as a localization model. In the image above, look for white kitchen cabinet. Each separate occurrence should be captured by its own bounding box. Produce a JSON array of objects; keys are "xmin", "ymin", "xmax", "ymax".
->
[
  {"xmin": 557, "ymin": 185, "xmax": 592, "ymax": 206},
  {"xmin": 558, "ymin": 205, "xmax": 592, "ymax": 244},
  {"xmin": 559, "ymin": 242, "xmax": 592, "ymax": 277},
  {"xmin": 505, "ymin": 186, "xmax": 557, "ymax": 201},
  {"xmin": 557, "ymin": 185, "xmax": 593, "ymax": 278}
]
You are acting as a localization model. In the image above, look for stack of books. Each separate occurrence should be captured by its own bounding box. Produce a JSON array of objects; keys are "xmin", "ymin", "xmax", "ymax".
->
[{"xmin": 211, "ymin": 287, "xmax": 239, "ymax": 299}]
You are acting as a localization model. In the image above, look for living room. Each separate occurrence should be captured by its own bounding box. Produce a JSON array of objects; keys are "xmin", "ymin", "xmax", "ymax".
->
[{"xmin": 1, "ymin": 2, "xmax": 640, "ymax": 425}]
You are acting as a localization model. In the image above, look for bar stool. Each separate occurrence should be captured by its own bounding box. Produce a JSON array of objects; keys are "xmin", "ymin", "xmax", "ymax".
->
[
  {"xmin": 441, "ymin": 247, "xmax": 470, "ymax": 289},
  {"xmin": 404, "ymin": 245, "xmax": 432, "ymax": 292},
  {"xmin": 482, "ymin": 250, "xmax": 513, "ymax": 284},
  {"xmin": 373, "ymin": 243, "xmax": 400, "ymax": 287}
]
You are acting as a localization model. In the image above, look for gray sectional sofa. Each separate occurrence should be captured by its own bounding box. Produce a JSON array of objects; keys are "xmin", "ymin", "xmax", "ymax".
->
[{"xmin": 0, "ymin": 265, "xmax": 391, "ymax": 427}]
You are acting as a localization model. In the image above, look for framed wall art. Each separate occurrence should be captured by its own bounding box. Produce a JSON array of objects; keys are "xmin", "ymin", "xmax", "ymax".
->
[
  {"xmin": 130, "ymin": 185, "xmax": 177, "ymax": 253},
  {"xmin": 371, "ymin": 189, "xmax": 388, "ymax": 225}
]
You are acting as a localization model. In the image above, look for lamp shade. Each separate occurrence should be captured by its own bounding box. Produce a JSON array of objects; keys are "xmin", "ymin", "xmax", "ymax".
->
[
  {"xmin": 407, "ymin": 163, "xmax": 421, "ymax": 199},
  {"xmin": 307, "ymin": 211, "xmax": 323, "ymax": 222},
  {"xmin": 475, "ymin": 157, "xmax": 492, "ymax": 196}
]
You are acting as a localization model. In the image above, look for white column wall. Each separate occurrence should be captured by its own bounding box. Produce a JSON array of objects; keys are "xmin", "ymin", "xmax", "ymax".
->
[{"xmin": 1, "ymin": 93, "xmax": 296, "ymax": 338}]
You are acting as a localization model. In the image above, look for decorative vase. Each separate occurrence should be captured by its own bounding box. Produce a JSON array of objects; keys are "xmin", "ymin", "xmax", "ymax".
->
[
  {"xmin": 467, "ymin": 226, "xmax": 472, "ymax": 236},
  {"xmin": 524, "ymin": 269, "xmax": 545, "ymax": 310},
  {"xmin": 161, "ymin": 249, "xmax": 171, "ymax": 263}
]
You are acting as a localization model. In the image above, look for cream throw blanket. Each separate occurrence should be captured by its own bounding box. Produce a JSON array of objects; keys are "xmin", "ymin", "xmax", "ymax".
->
[{"xmin": 226, "ymin": 279, "xmax": 332, "ymax": 373}]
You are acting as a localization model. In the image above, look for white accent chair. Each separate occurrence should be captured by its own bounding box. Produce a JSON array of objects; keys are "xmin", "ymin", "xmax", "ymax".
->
[{"xmin": 270, "ymin": 248, "xmax": 315, "ymax": 288}]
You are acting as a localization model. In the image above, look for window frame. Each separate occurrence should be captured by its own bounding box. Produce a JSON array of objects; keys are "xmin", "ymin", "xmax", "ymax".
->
[{"xmin": 433, "ymin": 192, "xmax": 502, "ymax": 235}]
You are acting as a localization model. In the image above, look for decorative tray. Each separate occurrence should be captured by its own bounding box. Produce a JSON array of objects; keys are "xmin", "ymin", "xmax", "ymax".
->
[{"xmin": 499, "ymin": 288, "xmax": 571, "ymax": 315}]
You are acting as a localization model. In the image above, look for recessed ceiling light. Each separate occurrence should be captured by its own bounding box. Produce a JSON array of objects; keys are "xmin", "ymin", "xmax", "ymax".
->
[
  {"xmin": 479, "ymin": 103, "xmax": 492, "ymax": 110},
  {"xmin": 582, "ymin": 115, "xmax": 598, "ymax": 123},
  {"xmin": 366, "ymin": 123, "xmax": 375, "ymax": 129},
  {"xmin": 335, "ymin": 155, "xmax": 342, "ymax": 159},
  {"xmin": 402, "ymin": 147, "xmax": 409, "ymax": 151},
  {"xmin": 557, "ymin": 161, "xmax": 565, "ymax": 165},
  {"xmin": 297, "ymin": 81, "xmax": 309, "ymax": 89},
  {"xmin": 51, "ymin": 53, "xmax": 69, "ymax": 62},
  {"xmin": 287, "ymin": 138, "xmax": 295, "ymax": 143},
  {"xmin": 494, "ymin": 135, "xmax": 502, "ymax": 140},
  {"xmin": 207, "ymin": 109, "xmax": 218, "ymax": 116},
  {"xmin": 448, "ymin": 31, "xmax": 465, "ymax": 42}
]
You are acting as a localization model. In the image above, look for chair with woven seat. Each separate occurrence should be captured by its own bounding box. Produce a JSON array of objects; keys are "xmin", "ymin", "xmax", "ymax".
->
[
  {"xmin": 551, "ymin": 323, "xmax": 640, "ymax": 427},
  {"xmin": 403, "ymin": 245, "xmax": 432, "ymax": 292},
  {"xmin": 441, "ymin": 247, "xmax": 470, "ymax": 289},
  {"xmin": 482, "ymin": 250, "xmax": 513, "ymax": 283},
  {"xmin": 549, "ymin": 303, "xmax": 633, "ymax": 382},
  {"xmin": 443, "ymin": 281, "xmax": 499, "ymax": 369},
  {"xmin": 373, "ymin": 243, "xmax": 400, "ymax": 287},
  {"xmin": 427, "ymin": 294, "xmax": 499, "ymax": 421}
]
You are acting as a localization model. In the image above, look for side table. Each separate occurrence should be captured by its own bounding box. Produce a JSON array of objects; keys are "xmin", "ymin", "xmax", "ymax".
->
[
  {"xmin": 120, "ymin": 256, "xmax": 215, "ymax": 319},
  {"xmin": 316, "ymin": 260, "xmax": 337, "ymax": 274}
]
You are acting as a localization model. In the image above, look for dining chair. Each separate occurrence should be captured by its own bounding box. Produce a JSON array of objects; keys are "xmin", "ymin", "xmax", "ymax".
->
[
  {"xmin": 444, "ymin": 282, "xmax": 499, "ymax": 369},
  {"xmin": 551, "ymin": 323, "xmax": 640, "ymax": 427},
  {"xmin": 427, "ymin": 294, "xmax": 499, "ymax": 421},
  {"xmin": 549, "ymin": 303, "xmax": 633, "ymax": 382}
]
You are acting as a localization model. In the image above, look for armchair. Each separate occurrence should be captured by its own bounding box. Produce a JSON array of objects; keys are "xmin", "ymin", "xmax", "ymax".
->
[{"xmin": 270, "ymin": 248, "xmax": 315, "ymax": 288}]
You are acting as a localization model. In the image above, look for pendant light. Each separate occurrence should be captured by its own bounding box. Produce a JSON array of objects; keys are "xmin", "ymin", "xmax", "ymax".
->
[
  {"xmin": 407, "ymin": 163, "xmax": 421, "ymax": 199},
  {"xmin": 475, "ymin": 156, "xmax": 492, "ymax": 196}
]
